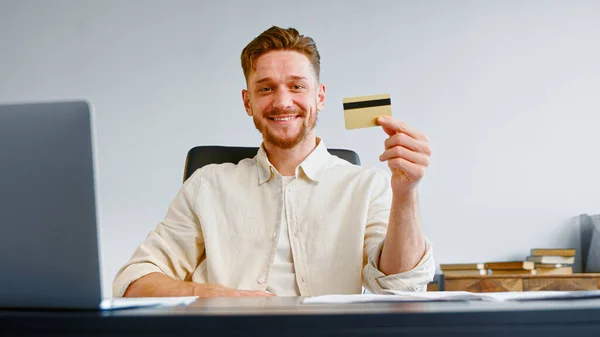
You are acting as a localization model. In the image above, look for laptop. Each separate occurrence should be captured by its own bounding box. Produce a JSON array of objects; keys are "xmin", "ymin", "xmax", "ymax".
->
[{"xmin": 0, "ymin": 101, "xmax": 196, "ymax": 310}]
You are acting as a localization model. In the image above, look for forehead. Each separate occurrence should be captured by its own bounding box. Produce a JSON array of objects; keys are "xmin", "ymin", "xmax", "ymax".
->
[{"xmin": 251, "ymin": 50, "xmax": 316, "ymax": 81}]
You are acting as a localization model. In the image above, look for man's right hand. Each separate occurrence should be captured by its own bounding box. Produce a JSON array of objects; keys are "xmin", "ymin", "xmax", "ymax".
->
[{"xmin": 123, "ymin": 272, "xmax": 275, "ymax": 298}]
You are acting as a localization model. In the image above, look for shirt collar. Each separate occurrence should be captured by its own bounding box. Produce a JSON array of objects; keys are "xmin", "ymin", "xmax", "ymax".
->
[
  {"xmin": 255, "ymin": 138, "xmax": 331, "ymax": 185},
  {"xmin": 298, "ymin": 138, "xmax": 330, "ymax": 183},
  {"xmin": 256, "ymin": 145, "xmax": 275, "ymax": 185}
]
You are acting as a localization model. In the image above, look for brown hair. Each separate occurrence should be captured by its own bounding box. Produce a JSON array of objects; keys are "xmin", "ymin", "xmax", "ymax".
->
[{"xmin": 241, "ymin": 26, "xmax": 321, "ymax": 84}]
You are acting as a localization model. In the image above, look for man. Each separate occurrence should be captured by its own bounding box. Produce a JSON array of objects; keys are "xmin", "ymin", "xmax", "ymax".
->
[{"xmin": 114, "ymin": 26, "xmax": 434, "ymax": 298}]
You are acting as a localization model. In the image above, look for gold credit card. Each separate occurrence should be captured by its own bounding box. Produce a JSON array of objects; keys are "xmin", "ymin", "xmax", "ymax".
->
[{"xmin": 343, "ymin": 93, "xmax": 392, "ymax": 130}]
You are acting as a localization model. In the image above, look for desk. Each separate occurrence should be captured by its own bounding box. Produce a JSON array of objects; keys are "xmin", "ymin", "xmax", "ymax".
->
[
  {"xmin": 2, "ymin": 296, "xmax": 600, "ymax": 336},
  {"xmin": 444, "ymin": 273, "xmax": 600, "ymax": 292}
]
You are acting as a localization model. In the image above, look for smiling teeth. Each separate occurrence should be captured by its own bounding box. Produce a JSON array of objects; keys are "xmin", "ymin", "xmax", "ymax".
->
[{"xmin": 273, "ymin": 117, "xmax": 294, "ymax": 121}]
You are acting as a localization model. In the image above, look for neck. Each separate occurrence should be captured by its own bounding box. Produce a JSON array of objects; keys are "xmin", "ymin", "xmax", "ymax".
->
[{"xmin": 263, "ymin": 134, "xmax": 318, "ymax": 176}]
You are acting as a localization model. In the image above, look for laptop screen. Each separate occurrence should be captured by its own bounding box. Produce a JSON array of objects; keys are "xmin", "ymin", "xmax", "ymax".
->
[{"xmin": 0, "ymin": 101, "xmax": 102, "ymax": 309}]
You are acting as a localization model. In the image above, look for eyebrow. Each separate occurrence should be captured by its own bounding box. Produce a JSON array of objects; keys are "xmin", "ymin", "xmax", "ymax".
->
[{"xmin": 254, "ymin": 76, "xmax": 310, "ymax": 85}]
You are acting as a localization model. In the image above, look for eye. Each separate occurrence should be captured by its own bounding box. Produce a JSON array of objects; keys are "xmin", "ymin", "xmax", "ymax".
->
[
  {"xmin": 259, "ymin": 87, "xmax": 272, "ymax": 92},
  {"xmin": 292, "ymin": 84, "xmax": 305, "ymax": 90}
]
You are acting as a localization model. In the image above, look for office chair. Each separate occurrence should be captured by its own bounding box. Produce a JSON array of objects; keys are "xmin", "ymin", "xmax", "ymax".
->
[{"xmin": 183, "ymin": 146, "xmax": 361, "ymax": 182}]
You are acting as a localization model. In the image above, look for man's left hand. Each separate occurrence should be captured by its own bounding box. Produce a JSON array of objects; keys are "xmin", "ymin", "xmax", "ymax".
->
[{"xmin": 377, "ymin": 116, "xmax": 431, "ymax": 196}]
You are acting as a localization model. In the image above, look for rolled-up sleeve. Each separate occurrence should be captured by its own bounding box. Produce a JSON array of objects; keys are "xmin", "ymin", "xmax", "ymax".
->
[
  {"xmin": 112, "ymin": 172, "xmax": 205, "ymax": 297},
  {"xmin": 363, "ymin": 238, "xmax": 435, "ymax": 293}
]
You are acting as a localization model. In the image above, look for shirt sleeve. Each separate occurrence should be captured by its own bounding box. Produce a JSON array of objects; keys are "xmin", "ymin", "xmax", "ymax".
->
[
  {"xmin": 112, "ymin": 171, "xmax": 205, "ymax": 297},
  {"xmin": 361, "ymin": 169, "xmax": 436, "ymax": 293},
  {"xmin": 363, "ymin": 238, "xmax": 435, "ymax": 293}
]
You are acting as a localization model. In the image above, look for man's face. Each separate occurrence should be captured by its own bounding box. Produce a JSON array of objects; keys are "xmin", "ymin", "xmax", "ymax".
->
[{"xmin": 242, "ymin": 50, "xmax": 325, "ymax": 149}]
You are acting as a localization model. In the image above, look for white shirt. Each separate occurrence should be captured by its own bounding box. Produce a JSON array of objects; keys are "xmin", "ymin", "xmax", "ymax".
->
[
  {"xmin": 266, "ymin": 176, "xmax": 300, "ymax": 296},
  {"xmin": 113, "ymin": 139, "xmax": 435, "ymax": 297}
]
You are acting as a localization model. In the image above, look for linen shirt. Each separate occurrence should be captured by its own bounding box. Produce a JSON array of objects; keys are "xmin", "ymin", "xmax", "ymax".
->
[
  {"xmin": 266, "ymin": 176, "xmax": 301, "ymax": 296},
  {"xmin": 113, "ymin": 140, "xmax": 435, "ymax": 297}
]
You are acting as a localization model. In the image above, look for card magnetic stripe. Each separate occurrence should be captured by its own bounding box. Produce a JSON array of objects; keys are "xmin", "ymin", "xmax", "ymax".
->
[{"xmin": 343, "ymin": 98, "xmax": 391, "ymax": 110}]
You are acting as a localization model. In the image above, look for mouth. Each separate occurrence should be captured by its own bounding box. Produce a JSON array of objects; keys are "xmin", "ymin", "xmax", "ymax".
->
[{"xmin": 268, "ymin": 115, "xmax": 301, "ymax": 123}]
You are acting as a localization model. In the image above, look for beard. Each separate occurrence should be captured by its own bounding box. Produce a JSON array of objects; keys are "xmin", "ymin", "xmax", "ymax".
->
[{"xmin": 253, "ymin": 108, "xmax": 318, "ymax": 149}]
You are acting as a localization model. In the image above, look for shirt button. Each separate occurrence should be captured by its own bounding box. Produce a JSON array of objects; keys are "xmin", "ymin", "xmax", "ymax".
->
[
  {"xmin": 271, "ymin": 231, "xmax": 277, "ymax": 238},
  {"xmin": 257, "ymin": 276, "xmax": 266, "ymax": 284},
  {"xmin": 293, "ymin": 230, "xmax": 299, "ymax": 238},
  {"xmin": 300, "ymin": 276, "xmax": 305, "ymax": 283}
]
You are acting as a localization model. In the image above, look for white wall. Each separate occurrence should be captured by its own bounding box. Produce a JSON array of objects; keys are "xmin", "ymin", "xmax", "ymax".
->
[{"xmin": 1, "ymin": 0, "xmax": 599, "ymax": 296}]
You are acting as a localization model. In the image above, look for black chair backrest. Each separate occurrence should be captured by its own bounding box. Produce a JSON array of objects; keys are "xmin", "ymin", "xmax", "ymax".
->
[{"xmin": 183, "ymin": 146, "xmax": 360, "ymax": 182}]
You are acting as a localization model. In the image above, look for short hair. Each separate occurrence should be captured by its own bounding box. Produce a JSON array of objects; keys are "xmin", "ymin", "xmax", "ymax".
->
[{"xmin": 241, "ymin": 26, "xmax": 321, "ymax": 84}]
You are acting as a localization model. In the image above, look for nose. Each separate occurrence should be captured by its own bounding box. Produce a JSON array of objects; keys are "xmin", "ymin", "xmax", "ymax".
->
[{"xmin": 272, "ymin": 87, "xmax": 292, "ymax": 110}]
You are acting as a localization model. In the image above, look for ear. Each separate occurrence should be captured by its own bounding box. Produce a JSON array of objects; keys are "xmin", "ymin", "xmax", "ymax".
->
[
  {"xmin": 242, "ymin": 89, "xmax": 252, "ymax": 116},
  {"xmin": 316, "ymin": 84, "xmax": 326, "ymax": 111}
]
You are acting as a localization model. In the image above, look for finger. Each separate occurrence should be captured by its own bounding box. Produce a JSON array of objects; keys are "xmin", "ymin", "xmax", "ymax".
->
[
  {"xmin": 381, "ymin": 124, "xmax": 399, "ymax": 137},
  {"xmin": 387, "ymin": 158, "xmax": 426, "ymax": 181},
  {"xmin": 384, "ymin": 133, "xmax": 432, "ymax": 156},
  {"xmin": 379, "ymin": 146, "xmax": 430, "ymax": 166},
  {"xmin": 249, "ymin": 290, "xmax": 276, "ymax": 297},
  {"xmin": 378, "ymin": 116, "xmax": 428, "ymax": 141},
  {"xmin": 239, "ymin": 291, "xmax": 270, "ymax": 297},
  {"xmin": 261, "ymin": 292, "xmax": 276, "ymax": 297}
]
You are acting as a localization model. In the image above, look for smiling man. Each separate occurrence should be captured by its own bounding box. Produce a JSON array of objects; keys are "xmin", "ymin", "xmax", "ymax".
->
[{"xmin": 114, "ymin": 26, "xmax": 435, "ymax": 298}]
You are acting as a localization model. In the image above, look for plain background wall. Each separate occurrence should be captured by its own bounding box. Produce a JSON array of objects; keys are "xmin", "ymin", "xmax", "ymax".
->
[{"xmin": 1, "ymin": 0, "xmax": 599, "ymax": 296}]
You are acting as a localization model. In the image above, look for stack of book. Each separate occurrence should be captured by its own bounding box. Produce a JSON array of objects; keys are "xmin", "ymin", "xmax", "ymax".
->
[
  {"xmin": 439, "ymin": 263, "xmax": 488, "ymax": 276},
  {"xmin": 526, "ymin": 248, "xmax": 575, "ymax": 275},
  {"xmin": 440, "ymin": 248, "xmax": 577, "ymax": 277},
  {"xmin": 486, "ymin": 261, "xmax": 536, "ymax": 275}
]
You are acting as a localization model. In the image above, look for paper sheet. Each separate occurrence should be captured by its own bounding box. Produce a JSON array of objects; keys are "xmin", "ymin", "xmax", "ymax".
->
[
  {"xmin": 303, "ymin": 290, "xmax": 600, "ymax": 304},
  {"xmin": 479, "ymin": 290, "xmax": 600, "ymax": 302},
  {"xmin": 303, "ymin": 291, "xmax": 482, "ymax": 304},
  {"xmin": 100, "ymin": 296, "xmax": 198, "ymax": 310}
]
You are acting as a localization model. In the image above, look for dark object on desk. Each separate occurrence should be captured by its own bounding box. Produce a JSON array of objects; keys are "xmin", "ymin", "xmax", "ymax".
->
[
  {"xmin": 3, "ymin": 296, "xmax": 600, "ymax": 336},
  {"xmin": 183, "ymin": 146, "xmax": 361, "ymax": 182},
  {"xmin": 0, "ymin": 101, "xmax": 102, "ymax": 309},
  {"xmin": 580, "ymin": 213, "xmax": 600, "ymax": 273}
]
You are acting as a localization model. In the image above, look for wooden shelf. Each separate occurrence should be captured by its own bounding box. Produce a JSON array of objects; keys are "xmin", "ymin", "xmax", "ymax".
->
[{"xmin": 443, "ymin": 273, "xmax": 600, "ymax": 292}]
